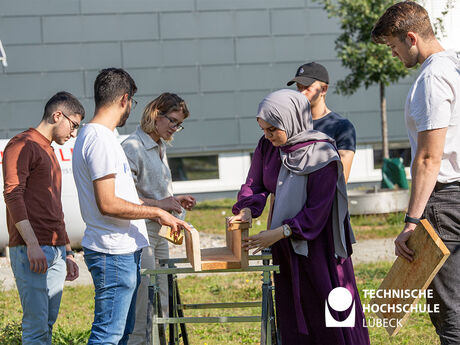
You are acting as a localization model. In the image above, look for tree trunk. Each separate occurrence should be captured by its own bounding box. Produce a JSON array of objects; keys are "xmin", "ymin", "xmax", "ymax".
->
[{"xmin": 380, "ymin": 82, "xmax": 389, "ymax": 159}]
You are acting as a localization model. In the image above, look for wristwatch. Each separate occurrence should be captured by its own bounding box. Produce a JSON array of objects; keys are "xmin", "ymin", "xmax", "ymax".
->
[
  {"xmin": 66, "ymin": 250, "xmax": 75, "ymax": 258},
  {"xmin": 282, "ymin": 224, "xmax": 292, "ymax": 238},
  {"xmin": 404, "ymin": 214, "xmax": 421, "ymax": 225}
]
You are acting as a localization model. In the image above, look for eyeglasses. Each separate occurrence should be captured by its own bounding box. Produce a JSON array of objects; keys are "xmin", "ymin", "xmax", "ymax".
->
[
  {"xmin": 131, "ymin": 98, "xmax": 138, "ymax": 110},
  {"xmin": 61, "ymin": 111, "xmax": 80, "ymax": 131},
  {"xmin": 162, "ymin": 114, "xmax": 184, "ymax": 132}
]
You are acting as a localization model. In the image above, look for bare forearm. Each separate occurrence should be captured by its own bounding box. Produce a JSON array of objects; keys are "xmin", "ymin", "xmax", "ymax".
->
[
  {"xmin": 139, "ymin": 197, "xmax": 158, "ymax": 207},
  {"xmin": 99, "ymin": 196, "xmax": 165, "ymax": 220},
  {"xmin": 407, "ymin": 156, "xmax": 440, "ymax": 218},
  {"xmin": 15, "ymin": 219, "xmax": 40, "ymax": 246},
  {"xmin": 338, "ymin": 150, "xmax": 354, "ymax": 183}
]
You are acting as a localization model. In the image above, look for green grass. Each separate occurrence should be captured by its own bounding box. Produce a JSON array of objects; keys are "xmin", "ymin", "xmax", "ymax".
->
[
  {"xmin": 0, "ymin": 262, "xmax": 439, "ymax": 344},
  {"xmin": 185, "ymin": 199, "xmax": 404, "ymax": 240},
  {"xmin": 0, "ymin": 286, "xmax": 93, "ymax": 344}
]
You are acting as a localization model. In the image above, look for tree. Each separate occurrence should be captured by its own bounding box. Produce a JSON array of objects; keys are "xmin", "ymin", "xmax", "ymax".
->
[{"xmin": 314, "ymin": 0, "xmax": 455, "ymax": 159}]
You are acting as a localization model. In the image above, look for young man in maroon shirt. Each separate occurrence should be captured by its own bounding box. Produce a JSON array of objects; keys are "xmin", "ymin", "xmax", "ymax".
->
[{"xmin": 3, "ymin": 91, "xmax": 84, "ymax": 345}]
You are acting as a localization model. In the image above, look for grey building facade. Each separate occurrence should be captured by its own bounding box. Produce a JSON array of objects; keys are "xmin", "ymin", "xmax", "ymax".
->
[{"xmin": 0, "ymin": 0, "xmax": 414, "ymax": 159}]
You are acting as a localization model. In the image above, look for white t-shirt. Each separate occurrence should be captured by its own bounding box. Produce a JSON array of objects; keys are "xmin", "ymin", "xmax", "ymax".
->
[
  {"xmin": 405, "ymin": 50, "xmax": 460, "ymax": 183},
  {"xmin": 72, "ymin": 123, "xmax": 149, "ymax": 254}
]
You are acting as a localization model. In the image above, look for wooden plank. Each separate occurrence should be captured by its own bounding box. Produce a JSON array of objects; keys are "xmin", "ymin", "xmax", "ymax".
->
[
  {"xmin": 184, "ymin": 225, "xmax": 201, "ymax": 272},
  {"xmin": 201, "ymin": 261, "xmax": 242, "ymax": 270},
  {"xmin": 158, "ymin": 225, "xmax": 184, "ymax": 245},
  {"xmin": 370, "ymin": 219, "xmax": 450, "ymax": 336},
  {"xmin": 240, "ymin": 229, "xmax": 249, "ymax": 268},
  {"xmin": 227, "ymin": 218, "xmax": 251, "ymax": 231},
  {"xmin": 201, "ymin": 247, "xmax": 235, "ymax": 261},
  {"xmin": 184, "ymin": 218, "xmax": 251, "ymax": 271}
]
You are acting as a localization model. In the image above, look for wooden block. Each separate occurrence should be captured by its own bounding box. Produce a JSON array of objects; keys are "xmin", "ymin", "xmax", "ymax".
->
[
  {"xmin": 183, "ymin": 218, "xmax": 250, "ymax": 271},
  {"xmin": 158, "ymin": 225, "xmax": 183, "ymax": 245},
  {"xmin": 240, "ymin": 229, "xmax": 249, "ymax": 269},
  {"xmin": 227, "ymin": 219, "xmax": 251, "ymax": 231},
  {"xmin": 201, "ymin": 261, "xmax": 242, "ymax": 270},
  {"xmin": 370, "ymin": 219, "xmax": 450, "ymax": 336},
  {"xmin": 184, "ymin": 225, "xmax": 202, "ymax": 272}
]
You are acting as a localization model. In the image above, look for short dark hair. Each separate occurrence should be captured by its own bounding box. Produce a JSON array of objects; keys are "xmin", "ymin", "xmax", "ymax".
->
[
  {"xmin": 43, "ymin": 91, "xmax": 85, "ymax": 120},
  {"xmin": 94, "ymin": 68, "xmax": 137, "ymax": 109},
  {"xmin": 372, "ymin": 1, "xmax": 435, "ymax": 44}
]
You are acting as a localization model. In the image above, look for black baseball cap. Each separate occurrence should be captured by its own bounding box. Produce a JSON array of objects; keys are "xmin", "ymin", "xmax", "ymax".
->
[{"xmin": 287, "ymin": 62, "xmax": 329, "ymax": 87}]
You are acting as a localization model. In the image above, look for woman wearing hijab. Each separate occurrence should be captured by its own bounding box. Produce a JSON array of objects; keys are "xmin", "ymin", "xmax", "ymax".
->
[
  {"xmin": 121, "ymin": 93, "xmax": 196, "ymax": 345},
  {"xmin": 229, "ymin": 89, "xmax": 369, "ymax": 344}
]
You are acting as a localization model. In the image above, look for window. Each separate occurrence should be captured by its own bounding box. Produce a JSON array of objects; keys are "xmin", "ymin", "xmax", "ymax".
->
[
  {"xmin": 0, "ymin": 40, "xmax": 7, "ymax": 67},
  {"xmin": 168, "ymin": 155, "xmax": 219, "ymax": 181}
]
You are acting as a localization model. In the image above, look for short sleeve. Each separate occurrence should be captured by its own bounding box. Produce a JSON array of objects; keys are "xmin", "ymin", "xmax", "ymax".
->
[
  {"xmin": 84, "ymin": 129, "xmax": 118, "ymax": 181},
  {"xmin": 335, "ymin": 120, "xmax": 356, "ymax": 152},
  {"xmin": 410, "ymin": 75, "xmax": 454, "ymax": 132}
]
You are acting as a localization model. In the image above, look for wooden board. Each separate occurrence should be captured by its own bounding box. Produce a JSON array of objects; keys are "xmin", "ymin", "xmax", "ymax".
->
[
  {"xmin": 227, "ymin": 220, "xmax": 251, "ymax": 231},
  {"xmin": 158, "ymin": 225, "xmax": 184, "ymax": 245},
  {"xmin": 184, "ymin": 225, "xmax": 201, "ymax": 272},
  {"xmin": 370, "ymin": 219, "xmax": 450, "ymax": 336},
  {"xmin": 184, "ymin": 218, "xmax": 251, "ymax": 271}
]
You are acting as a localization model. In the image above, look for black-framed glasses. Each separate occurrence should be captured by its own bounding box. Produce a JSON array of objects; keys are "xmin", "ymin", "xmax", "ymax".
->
[
  {"xmin": 61, "ymin": 111, "xmax": 80, "ymax": 131},
  {"xmin": 131, "ymin": 98, "xmax": 138, "ymax": 110},
  {"xmin": 162, "ymin": 114, "xmax": 184, "ymax": 132}
]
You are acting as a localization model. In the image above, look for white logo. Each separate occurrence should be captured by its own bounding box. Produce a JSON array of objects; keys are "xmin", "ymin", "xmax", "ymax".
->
[
  {"xmin": 325, "ymin": 287, "xmax": 355, "ymax": 327},
  {"xmin": 298, "ymin": 67, "xmax": 304, "ymax": 75}
]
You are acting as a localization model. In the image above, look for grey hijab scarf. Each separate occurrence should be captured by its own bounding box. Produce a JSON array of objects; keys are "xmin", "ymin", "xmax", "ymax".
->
[{"xmin": 257, "ymin": 89, "xmax": 355, "ymax": 258}]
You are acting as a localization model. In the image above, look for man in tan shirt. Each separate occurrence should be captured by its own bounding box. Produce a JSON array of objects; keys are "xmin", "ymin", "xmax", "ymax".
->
[{"xmin": 3, "ymin": 91, "xmax": 83, "ymax": 345}]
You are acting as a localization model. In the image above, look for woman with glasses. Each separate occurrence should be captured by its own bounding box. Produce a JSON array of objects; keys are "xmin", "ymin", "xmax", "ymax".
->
[
  {"xmin": 121, "ymin": 92, "xmax": 196, "ymax": 345},
  {"xmin": 228, "ymin": 89, "xmax": 369, "ymax": 344}
]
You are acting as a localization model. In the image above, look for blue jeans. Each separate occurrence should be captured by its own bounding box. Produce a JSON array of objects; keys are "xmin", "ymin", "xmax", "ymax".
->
[
  {"xmin": 9, "ymin": 245, "xmax": 67, "ymax": 345},
  {"xmin": 423, "ymin": 184, "xmax": 460, "ymax": 345},
  {"xmin": 84, "ymin": 248, "xmax": 142, "ymax": 345}
]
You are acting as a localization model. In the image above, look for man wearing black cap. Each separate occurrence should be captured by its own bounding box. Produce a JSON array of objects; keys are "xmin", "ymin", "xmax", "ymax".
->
[{"xmin": 287, "ymin": 62, "xmax": 356, "ymax": 182}]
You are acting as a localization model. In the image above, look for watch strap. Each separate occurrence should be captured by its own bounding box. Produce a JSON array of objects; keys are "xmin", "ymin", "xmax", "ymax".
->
[{"xmin": 404, "ymin": 214, "xmax": 421, "ymax": 225}]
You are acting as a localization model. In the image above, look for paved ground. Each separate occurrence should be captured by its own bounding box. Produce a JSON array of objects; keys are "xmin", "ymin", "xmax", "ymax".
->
[{"xmin": 0, "ymin": 234, "xmax": 395, "ymax": 291}]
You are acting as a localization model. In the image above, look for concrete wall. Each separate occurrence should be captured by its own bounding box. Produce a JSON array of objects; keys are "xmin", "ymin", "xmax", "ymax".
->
[{"xmin": 0, "ymin": 0, "xmax": 415, "ymax": 154}]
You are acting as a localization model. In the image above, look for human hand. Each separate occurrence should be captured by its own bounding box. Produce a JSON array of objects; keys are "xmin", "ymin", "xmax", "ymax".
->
[
  {"xmin": 157, "ymin": 196, "xmax": 183, "ymax": 213},
  {"xmin": 394, "ymin": 223, "xmax": 416, "ymax": 262},
  {"xmin": 65, "ymin": 256, "xmax": 79, "ymax": 281},
  {"xmin": 175, "ymin": 195, "xmax": 196, "ymax": 211},
  {"xmin": 27, "ymin": 245, "xmax": 48, "ymax": 274},
  {"xmin": 228, "ymin": 207, "xmax": 252, "ymax": 227},
  {"xmin": 157, "ymin": 209, "xmax": 193, "ymax": 238},
  {"xmin": 242, "ymin": 228, "xmax": 284, "ymax": 254}
]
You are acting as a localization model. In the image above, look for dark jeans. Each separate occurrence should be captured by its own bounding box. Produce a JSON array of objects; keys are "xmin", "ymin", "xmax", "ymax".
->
[{"xmin": 423, "ymin": 184, "xmax": 460, "ymax": 345}]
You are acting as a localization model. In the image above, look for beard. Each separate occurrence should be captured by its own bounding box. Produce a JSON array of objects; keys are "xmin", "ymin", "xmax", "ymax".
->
[{"xmin": 117, "ymin": 107, "xmax": 131, "ymax": 128}]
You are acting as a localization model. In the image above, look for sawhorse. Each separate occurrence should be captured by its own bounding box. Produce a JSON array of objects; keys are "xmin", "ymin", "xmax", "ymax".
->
[{"xmin": 142, "ymin": 254, "xmax": 280, "ymax": 345}]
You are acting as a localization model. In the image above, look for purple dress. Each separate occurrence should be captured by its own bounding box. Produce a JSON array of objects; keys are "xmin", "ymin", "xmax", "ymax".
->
[{"xmin": 233, "ymin": 137, "xmax": 370, "ymax": 345}]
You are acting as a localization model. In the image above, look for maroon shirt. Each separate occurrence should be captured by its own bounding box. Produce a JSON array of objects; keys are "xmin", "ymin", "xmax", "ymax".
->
[{"xmin": 3, "ymin": 128, "xmax": 69, "ymax": 247}]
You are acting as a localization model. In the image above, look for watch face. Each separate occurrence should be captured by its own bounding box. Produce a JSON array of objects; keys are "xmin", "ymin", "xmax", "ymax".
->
[{"xmin": 283, "ymin": 226, "xmax": 291, "ymax": 237}]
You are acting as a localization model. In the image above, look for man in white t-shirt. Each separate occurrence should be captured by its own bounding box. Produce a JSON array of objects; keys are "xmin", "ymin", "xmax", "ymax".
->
[
  {"xmin": 373, "ymin": 2, "xmax": 460, "ymax": 344},
  {"xmin": 72, "ymin": 68, "xmax": 192, "ymax": 345}
]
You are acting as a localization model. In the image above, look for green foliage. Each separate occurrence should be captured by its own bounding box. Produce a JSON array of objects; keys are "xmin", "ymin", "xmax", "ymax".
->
[
  {"xmin": 0, "ymin": 264, "xmax": 440, "ymax": 345},
  {"xmin": 0, "ymin": 321, "xmax": 22, "ymax": 345},
  {"xmin": 52, "ymin": 326, "xmax": 91, "ymax": 345},
  {"xmin": 314, "ymin": 0, "xmax": 410, "ymax": 95},
  {"xmin": 0, "ymin": 321, "xmax": 90, "ymax": 345}
]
